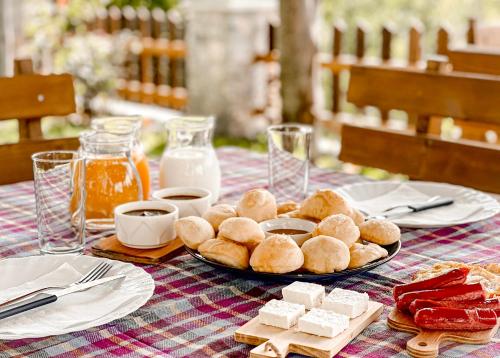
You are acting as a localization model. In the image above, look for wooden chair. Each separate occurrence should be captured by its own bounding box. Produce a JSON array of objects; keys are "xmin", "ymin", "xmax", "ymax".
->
[
  {"xmin": 339, "ymin": 64, "xmax": 500, "ymax": 193},
  {"xmin": 0, "ymin": 74, "xmax": 80, "ymax": 184}
]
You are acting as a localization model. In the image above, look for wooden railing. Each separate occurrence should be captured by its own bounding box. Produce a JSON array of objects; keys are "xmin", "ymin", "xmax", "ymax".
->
[{"xmin": 86, "ymin": 6, "xmax": 187, "ymax": 110}]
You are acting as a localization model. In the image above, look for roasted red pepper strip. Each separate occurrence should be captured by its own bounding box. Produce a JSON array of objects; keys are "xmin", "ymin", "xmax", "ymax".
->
[
  {"xmin": 393, "ymin": 268, "xmax": 469, "ymax": 301},
  {"xmin": 414, "ymin": 307, "xmax": 498, "ymax": 331},
  {"xmin": 409, "ymin": 298, "xmax": 500, "ymax": 316},
  {"xmin": 397, "ymin": 283, "xmax": 485, "ymax": 311}
]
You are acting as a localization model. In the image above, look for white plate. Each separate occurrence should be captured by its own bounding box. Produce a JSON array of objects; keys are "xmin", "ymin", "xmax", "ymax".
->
[
  {"xmin": 0, "ymin": 255, "xmax": 154, "ymax": 339},
  {"xmin": 337, "ymin": 181, "xmax": 499, "ymax": 228}
]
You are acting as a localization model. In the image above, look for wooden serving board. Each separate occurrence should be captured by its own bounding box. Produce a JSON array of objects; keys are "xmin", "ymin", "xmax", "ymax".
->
[
  {"xmin": 387, "ymin": 308, "xmax": 499, "ymax": 358},
  {"xmin": 234, "ymin": 301, "xmax": 383, "ymax": 358},
  {"xmin": 91, "ymin": 235, "xmax": 184, "ymax": 264}
]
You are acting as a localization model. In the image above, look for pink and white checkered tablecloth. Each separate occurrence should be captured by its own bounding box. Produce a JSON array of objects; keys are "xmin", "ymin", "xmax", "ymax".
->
[{"xmin": 0, "ymin": 147, "xmax": 499, "ymax": 358}]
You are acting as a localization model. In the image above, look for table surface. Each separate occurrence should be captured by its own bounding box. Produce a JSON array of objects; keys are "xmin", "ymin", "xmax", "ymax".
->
[{"xmin": 0, "ymin": 147, "xmax": 499, "ymax": 358}]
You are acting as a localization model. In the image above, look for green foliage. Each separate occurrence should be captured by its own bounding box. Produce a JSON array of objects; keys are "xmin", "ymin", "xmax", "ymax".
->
[{"xmin": 108, "ymin": 0, "xmax": 178, "ymax": 10}]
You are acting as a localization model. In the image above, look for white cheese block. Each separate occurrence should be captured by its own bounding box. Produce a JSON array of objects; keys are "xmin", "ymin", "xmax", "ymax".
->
[
  {"xmin": 298, "ymin": 308, "xmax": 349, "ymax": 338},
  {"xmin": 258, "ymin": 299, "xmax": 305, "ymax": 329},
  {"xmin": 282, "ymin": 281, "xmax": 325, "ymax": 309},
  {"xmin": 322, "ymin": 288, "xmax": 369, "ymax": 318}
]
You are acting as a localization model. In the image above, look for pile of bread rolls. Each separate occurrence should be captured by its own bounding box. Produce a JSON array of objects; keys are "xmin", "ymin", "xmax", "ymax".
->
[{"xmin": 175, "ymin": 188, "xmax": 401, "ymax": 274}]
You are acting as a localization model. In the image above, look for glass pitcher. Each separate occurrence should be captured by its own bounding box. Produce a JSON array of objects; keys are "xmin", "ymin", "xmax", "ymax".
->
[
  {"xmin": 72, "ymin": 130, "xmax": 143, "ymax": 230},
  {"xmin": 91, "ymin": 116, "xmax": 151, "ymax": 199},
  {"xmin": 159, "ymin": 116, "xmax": 221, "ymax": 203}
]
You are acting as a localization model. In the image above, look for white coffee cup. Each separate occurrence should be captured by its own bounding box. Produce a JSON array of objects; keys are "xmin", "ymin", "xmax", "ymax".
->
[
  {"xmin": 152, "ymin": 187, "xmax": 212, "ymax": 218},
  {"xmin": 114, "ymin": 201, "xmax": 178, "ymax": 249},
  {"xmin": 259, "ymin": 218, "xmax": 317, "ymax": 247}
]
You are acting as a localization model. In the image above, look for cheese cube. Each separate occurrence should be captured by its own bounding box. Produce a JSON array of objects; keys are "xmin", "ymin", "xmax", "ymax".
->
[
  {"xmin": 282, "ymin": 281, "xmax": 325, "ymax": 309},
  {"xmin": 298, "ymin": 308, "xmax": 349, "ymax": 338},
  {"xmin": 258, "ymin": 299, "xmax": 305, "ymax": 329},
  {"xmin": 322, "ymin": 288, "xmax": 369, "ymax": 318}
]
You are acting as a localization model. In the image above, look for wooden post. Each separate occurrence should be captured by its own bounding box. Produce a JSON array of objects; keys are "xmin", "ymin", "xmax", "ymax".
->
[
  {"xmin": 122, "ymin": 6, "xmax": 137, "ymax": 31},
  {"xmin": 436, "ymin": 26, "xmax": 449, "ymax": 56},
  {"xmin": 380, "ymin": 24, "xmax": 394, "ymax": 123},
  {"xmin": 95, "ymin": 8, "xmax": 108, "ymax": 32},
  {"xmin": 355, "ymin": 21, "xmax": 368, "ymax": 61},
  {"xmin": 138, "ymin": 7, "xmax": 151, "ymax": 37},
  {"xmin": 381, "ymin": 24, "xmax": 394, "ymax": 62},
  {"xmin": 108, "ymin": 6, "xmax": 122, "ymax": 34},
  {"xmin": 167, "ymin": 10, "xmax": 180, "ymax": 88},
  {"xmin": 280, "ymin": 0, "xmax": 316, "ymax": 124},
  {"xmin": 467, "ymin": 18, "xmax": 477, "ymax": 45},
  {"xmin": 408, "ymin": 20, "xmax": 423, "ymax": 66},
  {"xmin": 332, "ymin": 20, "xmax": 345, "ymax": 114}
]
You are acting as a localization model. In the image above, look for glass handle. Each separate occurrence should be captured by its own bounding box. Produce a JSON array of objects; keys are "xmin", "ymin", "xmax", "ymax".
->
[{"xmin": 126, "ymin": 152, "xmax": 143, "ymax": 200}]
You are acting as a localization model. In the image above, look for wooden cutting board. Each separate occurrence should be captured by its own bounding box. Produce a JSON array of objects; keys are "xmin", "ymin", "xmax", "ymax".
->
[
  {"xmin": 387, "ymin": 308, "xmax": 499, "ymax": 358},
  {"xmin": 234, "ymin": 301, "xmax": 383, "ymax": 358}
]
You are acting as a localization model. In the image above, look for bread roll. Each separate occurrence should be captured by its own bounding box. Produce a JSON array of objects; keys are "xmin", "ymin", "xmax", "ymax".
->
[
  {"xmin": 198, "ymin": 239, "xmax": 249, "ymax": 269},
  {"xmin": 175, "ymin": 216, "xmax": 214, "ymax": 250},
  {"xmin": 277, "ymin": 201, "xmax": 299, "ymax": 215},
  {"xmin": 278, "ymin": 209, "xmax": 321, "ymax": 223},
  {"xmin": 360, "ymin": 219, "xmax": 401, "ymax": 245},
  {"xmin": 313, "ymin": 214, "xmax": 360, "ymax": 248},
  {"xmin": 351, "ymin": 208, "xmax": 365, "ymax": 226},
  {"xmin": 237, "ymin": 189, "xmax": 277, "ymax": 222},
  {"xmin": 348, "ymin": 242, "xmax": 388, "ymax": 269},
  {"xmin": 299, "ymin": 189, "xmax": 352, "ymax": 220},
  {"xmin": 301, "ymin": 235, "xmax": 350, "ymax": 273},
  {"xmin": 202, "ymin": 204, "xmax": 237, "ymax": 231},
  {"xmin": 219, "ymin": 217, "xmax": 265, "ymax": 246},
  {"xmin": 250, "ymin": 234, "xmax": 304, "ymax": 273}
]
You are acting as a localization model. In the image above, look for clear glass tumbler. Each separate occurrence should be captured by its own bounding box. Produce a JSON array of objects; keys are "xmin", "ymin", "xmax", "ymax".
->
[
  {"xmin": 267, "ymin": 124, "xmax": 313, "ymax": 202},
  {"xmin": 32, "ymin": 151, "xmax": 85, "ymax": 255}
]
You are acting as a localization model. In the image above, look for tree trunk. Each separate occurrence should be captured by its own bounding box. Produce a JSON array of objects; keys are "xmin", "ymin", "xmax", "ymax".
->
[{"xmin": 279, "ymin": 0, "xmax": 317, "ymax": 124}]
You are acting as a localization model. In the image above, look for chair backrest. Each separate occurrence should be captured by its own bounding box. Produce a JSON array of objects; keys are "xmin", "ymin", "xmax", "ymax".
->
[
  {"xmin": 0, "ymin": 73, "xmax": 80, "ymax": 184},
  {"xmin": 448, "ymin": 47, "xmax": 500, "ymax": 76},
  {"xmin": 340, "ymin": 64, "xmax": 500, "ymax": 193},
  {"xmin": 468, "ymin": 18, "xmax": 500, "ymax": 49}
]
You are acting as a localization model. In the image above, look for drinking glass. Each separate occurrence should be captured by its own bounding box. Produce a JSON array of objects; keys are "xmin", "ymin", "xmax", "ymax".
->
[
  {"xmin": 267, "ymin": 124, "xmax": 313, "ymax": 201},
  {"xmin": 32, "ymin": 151, "xmax": 85, "ymax": 255}
]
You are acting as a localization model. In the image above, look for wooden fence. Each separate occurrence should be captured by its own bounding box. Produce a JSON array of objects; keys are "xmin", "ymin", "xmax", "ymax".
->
[{"xmin": 86, "ymin": 6, "xmax": 187, "ymax": 110}]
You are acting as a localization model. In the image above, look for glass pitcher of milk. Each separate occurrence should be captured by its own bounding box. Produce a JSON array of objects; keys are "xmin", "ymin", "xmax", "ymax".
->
[{"xmin": 159, "ymin": 116, "xmax": 221, "ymax": 203}]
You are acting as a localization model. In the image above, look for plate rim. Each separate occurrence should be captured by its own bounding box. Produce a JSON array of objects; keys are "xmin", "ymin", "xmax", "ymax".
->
[
  {"xmin": 336, "ymin": 180, "xmax": 499, "ymax": 228},
  {"xmin": 185, "ymin": 240, "xmax": 401, "ymax": 282},
  {"xmin": 0, "ymin": 255, "xmax": 155, "ymax": 340}
]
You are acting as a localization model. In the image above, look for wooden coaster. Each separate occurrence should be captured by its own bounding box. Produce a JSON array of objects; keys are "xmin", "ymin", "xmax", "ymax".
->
[{"xmin": 91, "ymin": 235, "xmax": 185, "ymax": 264}]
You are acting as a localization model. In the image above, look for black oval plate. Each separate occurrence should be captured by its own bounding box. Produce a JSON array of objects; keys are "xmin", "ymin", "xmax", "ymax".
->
[{"xmin": 185, "ymin": 240, "xmax": 401, "ymax": 282}]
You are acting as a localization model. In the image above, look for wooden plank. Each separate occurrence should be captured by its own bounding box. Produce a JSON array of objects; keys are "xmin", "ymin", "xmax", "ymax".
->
[
  {"xmin": 381, "ymin": 24, "xmax": 394, "ymax": 62},
  {"xmin": 347, "ymin": 65, "xmax": 500, "ymax": 126},
  {"xmin": 339, "ymin": 124, "xmax": 500, "ymax": 193},
  {"xmin": 0, "ymin": 138, "xmax": 80, "ymax": 185},
  {"xmin": 0, "ymin": 74, "xmax": 75, "ymax": 120},
  {"xmin": 355, "ymin": 21, "xmax": 368, "ymax": 60},
  {"xmin": 448, "ymin": 47, "xmax": 500, "ymax": 76}
]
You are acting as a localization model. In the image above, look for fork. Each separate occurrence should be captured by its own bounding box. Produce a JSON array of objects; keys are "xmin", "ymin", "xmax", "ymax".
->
[{"xmin": 0, "ymin": 262, "xmax": 112, "ymax": 308}]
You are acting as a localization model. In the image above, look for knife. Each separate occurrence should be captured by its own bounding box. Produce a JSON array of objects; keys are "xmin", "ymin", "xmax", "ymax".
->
[
  {"xmin": 368, "ymin": 197, "xmax": 455, "ymax": 220},
  {"xmin": 0, "ymin": 274, "xmax": 126, "ymax": 320}
]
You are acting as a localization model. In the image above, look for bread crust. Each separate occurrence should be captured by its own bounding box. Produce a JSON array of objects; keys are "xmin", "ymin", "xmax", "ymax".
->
[
  {"xmin": 301, "ymin": 235, "xmax": 350, "ymax": 273},
  {"xmin": 237, "ymin": 189, "xmax": 277, "ymax": 222},
  {"xmin": 175, "ymin": 216, "xmax": 215, "ymax": 250},
  {"xmin": 360, "ymin": 219, "xmax": 401, "ymax": 245},
  {"xmin": 348, "ymin": 242, "xmax": 388, "ymax": 269},
  {"xmin": 299, "ymin": 189, "xmax": 352, "ymax": 220},
  {"xmin": 202, "ymin": 204, "xmax": 237, "ymax": 231},
  {"xmin": 218, "ymin": 217, "xmax": 265, "ymax": 246},
  {"xmin": 250, "ymin": 234, "xmax": 304, "ymax": 273},
  {"xmin": 313, "ymin": 214, "xmax": 360, "ymax": 248},
  {"xmin": 198, "ymin": 239, "xmax": 249, "ymax": 269}
]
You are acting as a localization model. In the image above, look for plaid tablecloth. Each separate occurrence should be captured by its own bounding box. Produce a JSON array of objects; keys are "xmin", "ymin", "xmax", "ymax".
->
[{"xmin": 0, "ymin": 147, "xmax": 499, "ymax": 358}]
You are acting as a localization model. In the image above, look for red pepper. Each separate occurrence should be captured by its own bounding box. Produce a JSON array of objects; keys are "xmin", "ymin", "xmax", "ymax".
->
[
  {"xmin": 396, "ymin": 283, "xmax": 485, "ymax": 312},
  {"xmin": 414, "ymin": 307, "xmax": 498, "ymax": 331},
  {"xmin": 409, "ymin": 298, "xmax": 500, "ymax": 316},
  {"xmin": 393, "ymin": 268, "xmax": 469, "ymax": 301}
]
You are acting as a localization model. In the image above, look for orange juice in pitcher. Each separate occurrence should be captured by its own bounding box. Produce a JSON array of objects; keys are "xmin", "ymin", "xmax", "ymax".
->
[{"xmin": 72, "ymin": 118, "xmax": 149, "ymax": 230}]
